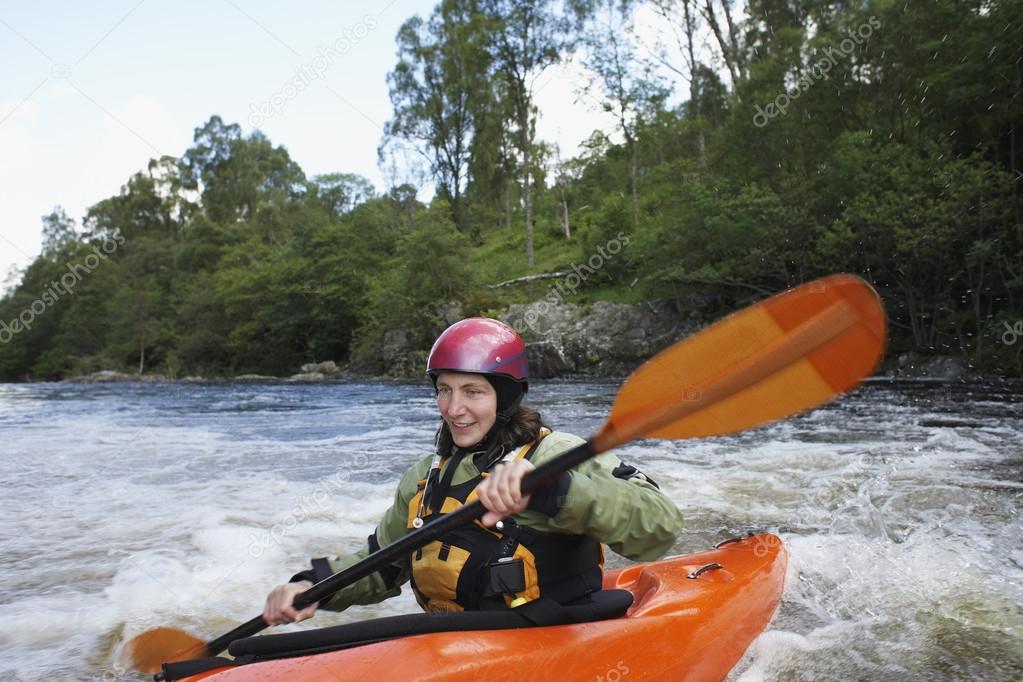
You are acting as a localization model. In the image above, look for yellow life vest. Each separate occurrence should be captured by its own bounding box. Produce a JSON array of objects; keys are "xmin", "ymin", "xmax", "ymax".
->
[{"xmin": 405, "ymin": 429, "xmax": 603, "ymax": 613}]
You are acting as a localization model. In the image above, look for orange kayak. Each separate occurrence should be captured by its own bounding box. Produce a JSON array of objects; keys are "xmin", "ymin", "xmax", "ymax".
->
[{"xmin": 175, "ymin": 533, "xmax": 786, "ymax": 682}]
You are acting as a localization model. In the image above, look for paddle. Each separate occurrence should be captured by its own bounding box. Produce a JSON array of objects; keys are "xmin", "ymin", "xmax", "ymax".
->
[{"xmin": 125, "ymin": 273, "xmax": 886, "ymax": 674}]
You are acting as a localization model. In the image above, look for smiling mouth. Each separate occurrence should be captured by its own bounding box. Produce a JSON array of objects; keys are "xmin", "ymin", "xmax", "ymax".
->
[{"xmin": 451, "ymin": 421, "xmax": 475, "ymax": 429}]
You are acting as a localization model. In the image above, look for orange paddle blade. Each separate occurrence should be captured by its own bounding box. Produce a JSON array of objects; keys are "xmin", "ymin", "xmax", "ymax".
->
[
  {"xmin": 595, "ymin": 274, "xmax": 886, "ymax": 449},
  {"xmin": 125, "ymin": 626, "xmax": 209, "ymax": 674}
]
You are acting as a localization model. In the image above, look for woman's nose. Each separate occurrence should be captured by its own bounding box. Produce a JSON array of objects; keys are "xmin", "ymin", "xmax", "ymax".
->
[{"xmin": 445, "ymin": 394, "xmax": 465, "ymax": 415}]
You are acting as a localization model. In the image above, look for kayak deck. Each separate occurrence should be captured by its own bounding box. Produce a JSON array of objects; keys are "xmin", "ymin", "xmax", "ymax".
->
[{"xmin": 174, "ymin": 533, "xmax": 786, "ymax": 682}]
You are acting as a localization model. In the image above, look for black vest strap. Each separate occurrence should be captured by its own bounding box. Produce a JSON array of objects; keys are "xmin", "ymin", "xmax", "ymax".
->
[{"xmin": 427, "ymin": 448, "xmax": 468, "ymax": 514}]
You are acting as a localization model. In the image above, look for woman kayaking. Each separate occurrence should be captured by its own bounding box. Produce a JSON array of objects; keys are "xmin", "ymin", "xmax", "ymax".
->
[
  {"xmin": 130, "ymin": 276, "xmax": 881, "ymax": 678},
  {"xmin": 263, "ymin": 317, "xmax": 684, "ymax": 623}
]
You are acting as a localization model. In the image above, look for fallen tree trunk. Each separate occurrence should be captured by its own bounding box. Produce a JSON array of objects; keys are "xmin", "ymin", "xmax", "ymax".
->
[{"xmin": 488, "ymin": 271, "xmax": 572, "ymax": 289}]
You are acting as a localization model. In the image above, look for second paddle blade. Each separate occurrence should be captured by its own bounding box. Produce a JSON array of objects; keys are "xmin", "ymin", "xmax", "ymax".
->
[
  {"xmin": 606, "ymin": 274, "xmax": 887, "ymax": 440},
  {"xmin": 124, "ymin": 626, "xmax": 209, "ymax": 674}
]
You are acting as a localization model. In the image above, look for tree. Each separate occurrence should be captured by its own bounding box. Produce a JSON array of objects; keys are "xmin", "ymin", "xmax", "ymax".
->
[
  {"xmin": 40, "ymin": 207, "xmax": 78, "ymax": 255},
  {"xmin": 644, "ymin": 0, "xmax": 708, "ymax": 165},
  {"xmin": 578, "ymin": 0, "xmax": 666, "ymax": 226},
  {"xmin": 311, "ymin": 173, "xmax": 375, "ymax": 218},
  {"xmin": 85, "ymin": 166, "xmax": 180, "ymax": 374},
  {"xmin": 464, "ymin": 65, "xmax": 517, "ymax": 235},
  {"xmin": 384, "ymin": 0, "xmax": 491, "ymax": 236},
  {"xmin": 483, "ymin": 0, "xmax": 570, "ymax": 265},
  {"xmin": 180, "ymin": 116, "xmax": 306, "ymax": 229},
  {"xmin": 818, "ymin": 134, "xmax": 1017, "ymax": 360},
  {"xmin": 352, "ymin": 202, "xmax": 473, "ymax": 370},
  {"xmin": 699, "ymin": 0, "xmax": 745, "ymax": 89}
]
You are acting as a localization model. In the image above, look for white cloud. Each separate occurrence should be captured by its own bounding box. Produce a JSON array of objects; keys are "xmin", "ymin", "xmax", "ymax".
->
[
  {"xmin": 0, "ymin": 97, "xmax": 42, "ymax": 126},
  {"xmin": 0, "ymin": 95, "xmax": 46, "ymax": 279},
  {"xmin": 534, "ymin": 60, "xmax": 621, "ymax": 156},
  {"xmin": 0, "ymin": 89, "xmax": 188, "ymax": 290},
  {"xmin": 97, "ymin": 93, "xmax": 186, "ymax": 162}
]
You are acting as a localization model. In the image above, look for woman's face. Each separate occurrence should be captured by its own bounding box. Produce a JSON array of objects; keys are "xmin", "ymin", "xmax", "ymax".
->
[{"xmin": 435, "ymin": 372, "xmax": 498, "ymax": 448}]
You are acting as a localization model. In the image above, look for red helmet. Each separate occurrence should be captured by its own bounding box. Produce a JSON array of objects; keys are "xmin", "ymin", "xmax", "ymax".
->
[{"xmin": 427, "ymin": 317, "xmax": 528, "ymax": 385}]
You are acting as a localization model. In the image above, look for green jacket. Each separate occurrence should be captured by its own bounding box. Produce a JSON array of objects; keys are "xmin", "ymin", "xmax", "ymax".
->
[{"xmin": 310, "ymin": 430, "xmax": 684, "ymax": 612}]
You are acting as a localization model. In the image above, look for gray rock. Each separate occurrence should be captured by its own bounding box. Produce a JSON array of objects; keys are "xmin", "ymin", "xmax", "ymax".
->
[
  {"xmin": 527, "ymin": 339, "xmax": 574, "ymax": 378},
  {"xmin": 503, "ymin": 301, "xmax": 583, "ymax": 341},
  {"xmin": 381, "ymin": 328, "xmax": 426, "ymax": 377},
  {"xmin": 300, "ymin": 361, "xmax": 339, "ymax": 375},
  {"xmin": 385, "ymin": 350, "xmax": 428, "ymax": 378},
  {"xmin": 74, "ymin": 370, "xmax": 133, "ymax": 382},
  {"xmin": 287, "ymin": 372, "xmax": 327, "ymax": 382},
  {"xmin": 73, "ymin": 370, "xmax": 166, "ymax": 383},
  {"xmin": 383, "ymin": 328, "xmax": 412, "ymax": 354},
  {"xmin": 893, "ymin": 354, "xmax": 977, "ymax": 380},
  {"xmin": 370, "ymin": 296, "xmax": 704, "ymax": 379},
  {"xmin": 434, "ymin": 301, "xmax": 464, "ymax": 327},
  {"xmin": 235, "ymin": 374, "xmax": 277, "ymax": 381},
  {"xmin": 501, "ymin": 298, "xmax": 696, "ymax": 377}
]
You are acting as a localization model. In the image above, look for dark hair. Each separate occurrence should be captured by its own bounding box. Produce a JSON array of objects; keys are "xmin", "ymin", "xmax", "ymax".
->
[{"xmin": 435, "ymin": 406, "xmax": 548, "ymax": 457}]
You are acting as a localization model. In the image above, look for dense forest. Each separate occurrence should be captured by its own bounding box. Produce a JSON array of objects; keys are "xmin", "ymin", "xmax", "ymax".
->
[{"xmin": 1, "ymin": 0, "xmax": 1021, "ymax": 380}]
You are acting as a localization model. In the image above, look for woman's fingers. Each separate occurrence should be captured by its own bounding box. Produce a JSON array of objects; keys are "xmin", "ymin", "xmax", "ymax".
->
[
  {"xmin": 263, "ymin": 581, "xmax": 318, "ymax": 625},
  {"xmin": 292, "ymin": 602, "xmax": 319, "ymax": 623},
  {"xmin": 478, "ymin": 460, "xmax": 533, "ymax": 526}
]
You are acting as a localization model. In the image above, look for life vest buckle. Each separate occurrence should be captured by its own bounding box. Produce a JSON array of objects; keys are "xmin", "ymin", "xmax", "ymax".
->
[{"xmin": 488, "ymin": 557, "xmax": 526, "ymax": 595}]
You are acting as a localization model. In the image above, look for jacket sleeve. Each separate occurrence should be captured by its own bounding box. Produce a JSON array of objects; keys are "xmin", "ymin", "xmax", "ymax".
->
[
  {"xmin": 295, "ymin": 455, "xmax": 430, "ymax": 612},
  {"xmin": 528, "ymin": 431, "xmax": 684, "ymax": 562}
]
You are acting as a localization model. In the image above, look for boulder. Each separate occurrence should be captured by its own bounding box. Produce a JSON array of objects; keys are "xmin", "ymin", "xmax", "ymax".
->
[
  {"xmin": 502, "ymin": 298, "xmax": 696, "ymax": 377},
  {"xmin": 381, "ymin": 328, "xmax": 427, "ymax": 377},
  {"xmin": 382, "ymin": 328, "xmax": 412, "ymax": 358},
  {"xmin": 527, "ymin": 339, "xmax": 574, "ymax": 378},
  {"xmin": 503, "ymin": 301, "xmax": 583, "ymax": 341},
  {"xmin": 434, "ymin": 301, "xmax": 464, "ymax": 327},
  {"xmin": 370, "ymin": 296, "xmax": 707, "ymax": 379},
  {"xmin": 73, "ymin": 370, "xmax": 165, "ymax": 382},
  {"xmin": 892, "ymin": 354, "xmax": 978, "ymax": 380},
  {"xmin": 287, "ymin": 372, "xmax": 327, "ymax": 382},
  {"xmin": 385, "ymin": 350, "xmax": 428, "ymax": 378},
  {"xmin": 300, "ymin": 361, "xmax": 339, "ymax": 375}
]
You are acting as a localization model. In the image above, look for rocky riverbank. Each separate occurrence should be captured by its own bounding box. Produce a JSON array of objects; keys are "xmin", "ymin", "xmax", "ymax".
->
[
  {"xmin": 376, "ymin": 295, "xmax": 716, "ymax": 379},
  {"xmin": 67, "ymin": 297, "xmax": 987, "ymax": 383}
]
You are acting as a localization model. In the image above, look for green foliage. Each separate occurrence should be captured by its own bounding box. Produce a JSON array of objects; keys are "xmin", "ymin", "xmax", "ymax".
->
[{"xmin": 2, "ymin": 0, "xmax": 1020, "ymax": 379}]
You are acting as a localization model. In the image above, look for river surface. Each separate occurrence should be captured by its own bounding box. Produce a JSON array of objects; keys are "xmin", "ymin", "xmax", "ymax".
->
[{"xmin": 0, "ymin": 378, "xmax": 1020, "ymax": 681}]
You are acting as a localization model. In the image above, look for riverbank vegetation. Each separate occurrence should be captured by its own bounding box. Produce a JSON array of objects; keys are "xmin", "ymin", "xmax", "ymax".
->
[{"xmin": 1, "ymin": 0, "xmax": 1020, "ymax": 380}]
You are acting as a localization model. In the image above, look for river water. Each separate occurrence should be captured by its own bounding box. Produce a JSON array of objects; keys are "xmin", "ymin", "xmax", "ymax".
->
[{"xmin": 0, "ymin": 378, "xmax": 1020, "ymax": 681}]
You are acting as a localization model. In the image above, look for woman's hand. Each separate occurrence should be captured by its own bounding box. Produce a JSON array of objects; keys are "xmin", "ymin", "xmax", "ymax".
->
[
  {"xmin": 476, "ymin": 459, "xmax": 535, "ymax": 527},
  {"xmin": 263, "ymin": 581, "xmax": 319, "ymax": 625}
]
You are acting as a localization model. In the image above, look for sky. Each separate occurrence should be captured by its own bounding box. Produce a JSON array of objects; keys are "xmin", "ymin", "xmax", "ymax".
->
[{"xmin": 0, "ymin": 0, "xmax": 623, "ymax": 289}]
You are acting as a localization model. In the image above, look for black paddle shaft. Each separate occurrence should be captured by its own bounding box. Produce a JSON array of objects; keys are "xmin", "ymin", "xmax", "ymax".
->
[{"xmin": 203, "ymin": 439, "xmax": 597, "ymax": 656}]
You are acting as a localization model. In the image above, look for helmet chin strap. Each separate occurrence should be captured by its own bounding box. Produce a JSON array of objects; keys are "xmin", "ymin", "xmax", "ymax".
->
[{"xmin": 495, "ymin": 391, "xmax": 525, "ymax": 425}]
